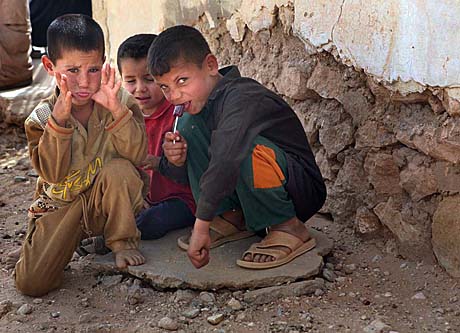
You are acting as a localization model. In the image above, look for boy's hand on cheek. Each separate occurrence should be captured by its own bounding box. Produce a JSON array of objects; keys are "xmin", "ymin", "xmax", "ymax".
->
[
  {"xmin": 52, "ymin": 73, "xmax": 72, "ymax": 127},
  {"xmin": 92, "ymin": 63, "xmax": 124, "ymax": 119},
  {"xmin": 163, "ymin": 132, "xmax": 187, "ymax": 167}
]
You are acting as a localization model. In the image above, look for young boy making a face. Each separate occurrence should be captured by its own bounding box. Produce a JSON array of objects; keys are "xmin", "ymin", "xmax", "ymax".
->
[
  {"xmin": 117, "ymin": 34, "xmax": 195, "ymax": 240},
  {"xmin": 15, "ymin": 14, "xmax": 147, "ymax": 296},
  {"xmin": 149, "ymin": 25, "xmax": 326, "ymax": 270}
]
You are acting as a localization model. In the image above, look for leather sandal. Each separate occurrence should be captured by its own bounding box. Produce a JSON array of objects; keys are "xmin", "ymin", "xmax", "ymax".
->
[{"xmin": 236, "ymin": 230, "xmax": 316, "ymax": 269}]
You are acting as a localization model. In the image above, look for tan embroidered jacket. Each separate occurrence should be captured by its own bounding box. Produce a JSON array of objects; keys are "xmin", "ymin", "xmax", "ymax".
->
[{"xmin": 24, "ymin": 88, "xmax": 147, "ymax": 214}]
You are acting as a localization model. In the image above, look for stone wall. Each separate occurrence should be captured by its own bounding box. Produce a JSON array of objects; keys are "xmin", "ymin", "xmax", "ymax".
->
[{"xmin": 91, "ymin": 1, "xmax": 460, "ymax": 277}]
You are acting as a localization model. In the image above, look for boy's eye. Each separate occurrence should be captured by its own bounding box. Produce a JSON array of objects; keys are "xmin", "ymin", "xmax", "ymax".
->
[
  {"xmin": 178, "ymin": 78, "xmax": 187, "ymax": 84},
  {"xmin": 144, "ymin": 77, "xmax": 154, "ymax": 82},
  {"xmin": 89, "ymin": 68, "xmax": 100, "ymax": 73},
  {"xmin": 125, "ymin": 79, "xmax": 136, "ymax": 84},
  {"xmin": 159, "ymin": 85, "xmax": 169, "ymax": 92},
  {"xmin": 68, "ymin": 68, "xmax": 79, "ymax": 74}
]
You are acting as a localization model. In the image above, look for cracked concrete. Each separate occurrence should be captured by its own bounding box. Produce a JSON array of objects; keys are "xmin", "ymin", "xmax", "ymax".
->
[{"xmin": 93, "ymin": 218, "xmax": 333, "ymax": 290}]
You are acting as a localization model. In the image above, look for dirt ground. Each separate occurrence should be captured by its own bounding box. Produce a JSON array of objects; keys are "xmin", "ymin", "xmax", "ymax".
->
[{"xmin": 0, "ymin": 124, "xmax": 459, "ymax": 333}]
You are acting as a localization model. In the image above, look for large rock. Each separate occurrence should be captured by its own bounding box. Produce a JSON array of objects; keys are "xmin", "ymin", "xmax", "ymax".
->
[
  {"xmin": 432, "ymin": 195, "xmax": 460, "ymax": 277},
  {"xmin": 374, "ymin": 197, "xmax": 430, "ymax": 259},
  {"xmin": 396, "ymin": 109, "xmax": 460, "ymax": 164},
  {"xmin": 354, "ymin": 206, "xmax": 381, "ymax": 235},
  {"xmin": 275, "ymin": 64, "xmax": 317, "ymax": 100},
  {"xmin": 364, "ymin": 152, "xmax": 402, "ymax": 196},
  {"xmin": 319, "ymin": 117, "xmax": 354, "ymax": 157},
  {"xmin": 355, "ymin": 120, "xmax": 397, "ymax": 149},
  {"xmin": 433, "ymin": 161, "xmax": 460, "ymax": 194},
  {"xmin": 400, "ymin": 160, "xmax": 437, "ymax": 201},
  {"xmin": 325, "ymin": 154, "xmax": 370, "ymax": 223},
  {"xmin": 93, "ymin": 220, "xmax": 333, "ymax": 290}
]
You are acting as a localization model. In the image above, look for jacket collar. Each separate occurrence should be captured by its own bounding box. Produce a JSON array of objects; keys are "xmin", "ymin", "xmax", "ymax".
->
[{"xmin": 207, "ymin": 66, "xmax": 241, "ymax": 101}]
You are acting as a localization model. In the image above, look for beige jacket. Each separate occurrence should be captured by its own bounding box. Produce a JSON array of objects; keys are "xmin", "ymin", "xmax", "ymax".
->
[
  {"xmin": 0, "ymin": 0, "xmax": 33, "ymax": 89},
  {"xmin": 24, "ymin": 88, "xmax": 147, "ymax": 208}
]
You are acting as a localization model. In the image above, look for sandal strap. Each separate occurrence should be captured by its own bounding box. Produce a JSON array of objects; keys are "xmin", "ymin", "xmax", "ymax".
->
[
  {"xmin": 209, "ymin": 215, "xmax": 240, "ymax": 237},
  {"xmin": 241, "ymin": 231, "xmax": 306, "ymax": 259},
  {"xmin": 256, "ymin": 230, "xmax": 304, "ymax": 251}
]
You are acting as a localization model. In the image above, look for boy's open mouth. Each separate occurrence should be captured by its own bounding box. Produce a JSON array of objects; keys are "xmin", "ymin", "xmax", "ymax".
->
[{"xmin": 184, "ymin": 101, "xmax": 191, "ymax": 111}]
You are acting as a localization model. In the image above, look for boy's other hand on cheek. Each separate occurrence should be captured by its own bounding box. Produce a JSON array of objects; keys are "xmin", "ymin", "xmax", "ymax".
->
[
  {"xmin": 187, "ymin": 218, "xmax": 211, "ymax": 268},
  {"xmin": 163, "ymin": 131, "xmax": 187, "ymax": 167},
  {"xmin": 92, "ymin": 63, "xmax": 124, "ymax": 119},
  {"xmin": 52, "ymin": 73, "xmax": 72, "ymax": 127}
]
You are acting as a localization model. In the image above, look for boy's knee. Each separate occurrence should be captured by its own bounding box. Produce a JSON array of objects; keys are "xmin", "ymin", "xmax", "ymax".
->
[
  {"xmin": 99, "ymin": 159, "xmax": 142, "ymax": 188},
  {"xmin": 102, "ymin": 158, "xmax": 136, "ymax": 177},
  {"xmin": 15, "ymin": 271, "xmax": 57, "ymax": 297}
]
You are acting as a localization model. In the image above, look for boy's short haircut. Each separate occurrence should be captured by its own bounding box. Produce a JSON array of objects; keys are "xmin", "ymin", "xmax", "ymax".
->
[
  {"xmin": 46, "ymin": 14, "xmax": 105, "ymax": 63},
  {"xmin": 147, "ymin": 25, "xmax": 211, "ymax": 76},
  {"xmin": 117, "ymin": 34, "xmax": 157, "ymax": 73}
]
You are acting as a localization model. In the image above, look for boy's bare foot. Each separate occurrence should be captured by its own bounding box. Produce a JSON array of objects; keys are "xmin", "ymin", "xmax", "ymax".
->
[
  {"xmin": 5, "ymin": 247, "xmax": 22, "ymax": 269},
  {"xmin": 241, "ymin": 216, "xmax": 312, "ymax": 264},
  {"xmin": 114, "ymin": 249, "xmax": 145, "ymax": 269}
]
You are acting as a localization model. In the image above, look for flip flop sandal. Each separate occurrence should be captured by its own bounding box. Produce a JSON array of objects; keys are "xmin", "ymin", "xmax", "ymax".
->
[
  {"xmin": 76, "ymin": 236, "xmax": 111, "ymax": 256},
  {"xmin": 177, "ymin": 215, "xmax": 254, "ymax": 250},
  {"xmin": 236, "ymin": 230, "xmax": 316, "ymax": 269}
]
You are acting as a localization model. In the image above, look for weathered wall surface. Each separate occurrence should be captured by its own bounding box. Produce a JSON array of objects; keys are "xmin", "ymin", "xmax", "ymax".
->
[{"xmin": 93, "ymin": 1, "xmax": 460, "ymax": 276}]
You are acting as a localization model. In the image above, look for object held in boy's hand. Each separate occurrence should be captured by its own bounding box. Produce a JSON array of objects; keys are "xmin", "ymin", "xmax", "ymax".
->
[{"xmin": 172, "ymin": 104, "xmax": 185, "ymax": 143}]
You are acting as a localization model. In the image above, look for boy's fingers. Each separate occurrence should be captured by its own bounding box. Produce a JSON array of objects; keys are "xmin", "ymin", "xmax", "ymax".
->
[
  {"xmin": 108, "ymin": 66, "xmax": 115, "ymax": 88},
  {"xmin": 60, "ymin": 74, "xmax": 68, "ymax": 95},
  {"xmin": 113, "ymin": 79, "xmax": 121, "ymax": 94},
  {"xmin": 189, "ymin": 249, "xmax": 209, "ymax": 268},
  {"xmin": 164, "ymin": 132, "xmax": 176, "ymax": 142},
  {"xmin": 164, "ymin": 144, "xmax": 186, "ymax": 152},
  {"xmin": 101, "ymin": 63, "xmax": 108, "ymax": 85},
  {"xmin": 64, "ymin": 91, "xmax": 72, "ymax": 113}
]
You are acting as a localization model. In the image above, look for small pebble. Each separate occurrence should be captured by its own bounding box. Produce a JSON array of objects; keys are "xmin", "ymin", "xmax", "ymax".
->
[
  {"xmin": 227, "ymin": 298, "xmax": 243, "ymax": 311},
  {"xmin": 182, "ymin": 308, "xmax": 200, "ymax": 319},
  {"xmin": 14, "ymin": 176, "xmax": 28, "ymax": 183},
  {"xmin": 158, "ymin": 317, "xmax": 179, "ymax": 331},
  {"xmin": 17, "ymin": 304, "xmax": 33, "ymax": 315},
  {"xmin": 207, "ymin": 313, "xmax": 224, "ymax": 325},
  {"xmin": 371, "ymin": 255, "xmax": 382, "ymax": 263},
  {"xmin": 412, "ymin": 292, "xmax": 426, "ymax": 300},
  {"xmin": 199, "ymin": 292, "xmax": 216, "ymax": 304},
  {"xmin": 314, "ymin": 289, "xmax": 324, "ymax": 297},
  {"xmin": 322, "ymin": 268, "xmax": 337, "ymax": 282},
  {"xmin": 50, "ymin": 311, "xmax": 60, "ymax": 318},
  {"xmin": 343, "ymin": 264, "xmax": 357, "ymax": 274}
]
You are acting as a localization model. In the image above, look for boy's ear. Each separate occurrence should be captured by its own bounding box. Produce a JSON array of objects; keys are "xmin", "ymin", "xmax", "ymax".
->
[
  {"xmin": 203, "ymin": 54, "xmax": 219, "ymax": 75},
  {"xmin": 41, "ymin": 55, "xmax": 55, "ymax": 76}
]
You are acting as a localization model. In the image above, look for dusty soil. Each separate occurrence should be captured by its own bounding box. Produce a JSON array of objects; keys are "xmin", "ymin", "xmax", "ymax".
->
[{"xmin": 0, "ymin": 125, "xmax": 459, "ymax": 333}]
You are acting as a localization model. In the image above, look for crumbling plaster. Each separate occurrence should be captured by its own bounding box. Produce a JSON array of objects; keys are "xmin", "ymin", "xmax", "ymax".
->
[{"xmin": 94, "ymin": 0, "xmax": 460, "ymax": 100}]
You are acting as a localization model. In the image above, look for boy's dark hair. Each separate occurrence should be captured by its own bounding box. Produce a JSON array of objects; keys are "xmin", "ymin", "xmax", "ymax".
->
[
  {"xmin": 47, "ymin": 14, "xmax": 105, "ymax": 63},
  {"xmin": 117, "ymin": 34, "xmax": 157, "ymax": 73},
  {"xmin": 147, "ymin": 25, "xmax": 211, "ymax": 76}
]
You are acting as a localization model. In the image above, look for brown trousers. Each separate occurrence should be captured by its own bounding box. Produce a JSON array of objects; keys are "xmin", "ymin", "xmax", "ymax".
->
[
  {"xmin": 15, "ymin": 159, "xmax": 144, "ymax": 297},
  {"xmin": 0, "ymin": 0, "xmax": 33, "ymax": 89}
]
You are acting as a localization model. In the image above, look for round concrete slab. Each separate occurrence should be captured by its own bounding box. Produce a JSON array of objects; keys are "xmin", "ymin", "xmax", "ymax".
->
[{"xmin": 93, "ymin": 225, "xmax": 333, "ymax": 290}]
